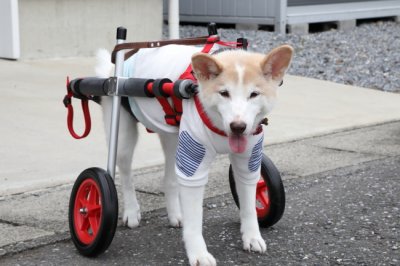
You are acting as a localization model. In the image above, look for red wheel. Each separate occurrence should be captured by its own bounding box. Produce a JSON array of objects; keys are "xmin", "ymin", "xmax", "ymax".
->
[
  {"xmin": 255, "ymin": 179, "xmax": 271, "ymax": 218},
  {"xmin": 73, "ymin": 178, "xmax": 102, "ymax": 245},
  {"xmin": 229, "ymin": 154, "xmax": 285, "ymax": 228},
  {"xmin": 69, "ymin": 168, "xmax": 118, "ymax": 257}
]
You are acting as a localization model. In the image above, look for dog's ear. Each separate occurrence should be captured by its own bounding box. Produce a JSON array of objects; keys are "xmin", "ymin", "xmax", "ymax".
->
[
  {"xmin": 261, "ymin": 45, "xmax": 293, "ymax": 83},
  {"xmin": 191, "ymin": 53, "xmax": 222, "ymax": 81}
]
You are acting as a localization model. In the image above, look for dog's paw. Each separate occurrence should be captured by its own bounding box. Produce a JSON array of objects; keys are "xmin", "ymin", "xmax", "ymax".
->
[
  {"xmin": 165, "ymin": 195, "xmax": 183, "ymax": 228},
  {"xmin": 123, "ymin": 208, "xmax": 141, "ymax": 228},
  {"xmin": 188, "ymin": 251, "xmax": 217, "ymax": 266},
  {"xmin": 242, "ymin": 234, "xmax": 267, "ymax": 253},
  {"xmin": 168, "ymin": 214, "xmax": 182, "ymax": 228}
]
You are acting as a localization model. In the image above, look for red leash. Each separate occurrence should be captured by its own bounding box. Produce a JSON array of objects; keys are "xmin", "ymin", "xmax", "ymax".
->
[{"xmin": 63, "ymin": 77, "xmax": 92, "ymax": 139}]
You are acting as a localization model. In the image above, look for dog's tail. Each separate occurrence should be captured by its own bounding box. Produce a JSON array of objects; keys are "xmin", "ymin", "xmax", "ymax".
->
[
  {"xmin": 92, "ymin": 49, "xmax": 113, "ymax": 104},
  {"xmin": 95, "ymin": 49, "xmax": 113, "ymax": 78}
]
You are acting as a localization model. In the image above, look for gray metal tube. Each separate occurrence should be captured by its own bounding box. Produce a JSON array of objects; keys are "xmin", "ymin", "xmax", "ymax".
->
[{"xmin": 107, "ymin": 27, "xmax": 126, "ymax": 180}]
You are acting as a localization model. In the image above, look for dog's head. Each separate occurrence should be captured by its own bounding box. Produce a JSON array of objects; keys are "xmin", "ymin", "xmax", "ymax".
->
[{"xmin": 191, "ymin": 45, "xmax": 293, "ymax": 153}]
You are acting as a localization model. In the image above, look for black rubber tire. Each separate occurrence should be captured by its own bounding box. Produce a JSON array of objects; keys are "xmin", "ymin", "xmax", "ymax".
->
[
  {"xmin": 68, "ymin": 167, "xmax": 118, "ymax": 257},
  {"xmin": 229, "ymin": 154, "xmax": 285, "ymax": 228}
]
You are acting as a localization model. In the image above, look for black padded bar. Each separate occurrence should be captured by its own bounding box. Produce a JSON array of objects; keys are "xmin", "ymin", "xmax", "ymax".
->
[
  {"xmin": 152, "ymin": 78, "xmax": 172, "ymax": 98},
  {"xmin": 173, "ymin": 79, "xmax": 185, "ymax": 99},
  {"xmin": 70, "ymin": 77, "xmax": 109, "ymax": 97},
  {"xmin": 69, "ymin": 77, "xmax": 199, "ymax": 99},
  {"xmin": 120, "ymin": 78, "xmax": 154, "ymax": 97}
]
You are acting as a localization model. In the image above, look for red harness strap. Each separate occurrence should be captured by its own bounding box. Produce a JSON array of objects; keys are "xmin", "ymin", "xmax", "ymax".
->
[
  {"xmin": 64, "ymin": 77, "xmax": 92, "ymax": 139},
  {"xmin": 178, "ymin": 35, "xmax": 220, "ymax": 81},
  {"xmin": 156, "ymin": 36, "xmax": 220, "ymax": 127},
  {"xmin": 194, "ymin": 95, "xmax": 226, "ymax": 136}
]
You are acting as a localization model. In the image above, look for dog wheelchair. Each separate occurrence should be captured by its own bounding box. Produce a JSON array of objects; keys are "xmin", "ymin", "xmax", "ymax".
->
[{"xmin": 63, "ymin": 24, "xmax": 286, "ymax": 257}]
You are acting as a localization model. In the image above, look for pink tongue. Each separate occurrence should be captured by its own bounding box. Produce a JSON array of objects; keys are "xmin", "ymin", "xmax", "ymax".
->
[{"xmin": 229, "ymin": 135, "xmax": 247, "ymax": 153}]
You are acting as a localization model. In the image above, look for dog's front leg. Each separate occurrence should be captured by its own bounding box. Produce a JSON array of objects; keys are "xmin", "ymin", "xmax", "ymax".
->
[
  {"xmin": 235, "ymin": 179, "xmax": 267, "ymax": 253},
  {"xmin": 230, "ymin": 153, "xmax": 266, "ymax": 253},
  {"xmin": 180, "ymin": 185, "xmax": 216, "ymax": 266}
]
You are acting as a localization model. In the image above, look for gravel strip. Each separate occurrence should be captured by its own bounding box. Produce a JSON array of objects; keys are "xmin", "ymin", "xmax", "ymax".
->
[{"xmin": 164, "ymin": 21, "xmax": 400, "ymax": 92}]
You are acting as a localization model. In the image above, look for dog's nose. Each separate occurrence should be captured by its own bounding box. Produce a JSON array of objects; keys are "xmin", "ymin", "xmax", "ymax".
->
[{"xmin": 230, "ymin": 121, "xmax": 247, "ymax": 135}]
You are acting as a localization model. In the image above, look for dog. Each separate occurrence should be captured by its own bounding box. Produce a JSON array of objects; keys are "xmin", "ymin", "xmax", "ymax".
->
[{"xmin": 96, "ymin": 42, "xmax": 293, "ymax": 265}]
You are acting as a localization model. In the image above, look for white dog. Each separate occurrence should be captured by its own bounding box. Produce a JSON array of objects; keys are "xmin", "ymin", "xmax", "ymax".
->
[{"xmin": 96, "ymin": 43, "xmax": 293, "ymax": 265}]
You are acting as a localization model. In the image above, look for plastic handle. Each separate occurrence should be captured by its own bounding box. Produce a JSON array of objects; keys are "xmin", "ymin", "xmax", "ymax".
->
[
  {"xmin": 207, "ymin": 23, "xmax": 217, "ymax": 36},
  {"xmin": 116, "ymin": 27, "xmax": 127, "ymax": 40}
]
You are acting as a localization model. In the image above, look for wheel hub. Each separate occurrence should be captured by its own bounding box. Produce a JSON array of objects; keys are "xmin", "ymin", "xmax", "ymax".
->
[{"xmin": 73, "ymin": 179, "xmax": 102, "ymax": 245}]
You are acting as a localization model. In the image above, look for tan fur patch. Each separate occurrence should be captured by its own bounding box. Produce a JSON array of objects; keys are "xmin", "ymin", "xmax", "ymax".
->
[{"xmin": 205, "ymin": 51, "xmax": 277, "ymax": 98}]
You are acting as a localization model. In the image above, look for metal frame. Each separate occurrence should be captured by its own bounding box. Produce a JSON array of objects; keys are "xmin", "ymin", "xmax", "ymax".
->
[{"xmin": 106, "ymin": 28, "xmax": 126, "ymax": 180}]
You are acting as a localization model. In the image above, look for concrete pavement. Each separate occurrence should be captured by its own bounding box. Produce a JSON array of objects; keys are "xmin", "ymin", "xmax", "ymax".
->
[
  {"xmin": 1, "ymin": 57, "xmax": 400, "ymax": 196},
  {"xmin": 0, "ymin": 57, "xmax": 400, "ymax": 261}
]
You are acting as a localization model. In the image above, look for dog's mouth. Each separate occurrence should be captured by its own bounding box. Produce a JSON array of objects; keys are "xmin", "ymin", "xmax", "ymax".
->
[{"xmin": 228, "ymin": 134, "xmax": 247, "ymax": 153}]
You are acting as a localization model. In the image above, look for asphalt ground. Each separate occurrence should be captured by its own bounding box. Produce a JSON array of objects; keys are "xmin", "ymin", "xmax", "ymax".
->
[{"xmin": 0, "ymin": 121, "xmax": 399, "ymax": 265}]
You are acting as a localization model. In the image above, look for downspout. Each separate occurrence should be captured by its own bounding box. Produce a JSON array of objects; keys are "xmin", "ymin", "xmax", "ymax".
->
[{"xmin": 168, "ymin": 0, "xmax": 179, "ymax": 39}]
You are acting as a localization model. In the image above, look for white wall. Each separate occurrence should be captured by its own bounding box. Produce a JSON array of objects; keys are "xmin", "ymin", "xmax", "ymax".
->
[
  {"xmin": 17, "ymin": 0, "xmax": 163, "ymax": 59},
  {"xmin": 0, "ymin": 0, "xmax": 20, "ymax": 59}
]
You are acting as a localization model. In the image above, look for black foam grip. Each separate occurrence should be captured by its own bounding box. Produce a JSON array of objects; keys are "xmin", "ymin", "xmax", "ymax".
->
[
  {"xmin": 173, "ymin": 80, "xmax": 184, "ymax": 99},
  {"xmin": 116, "ymin": 27, "xmax": 127, "ymax": 40},
  {"xmin": 122, "ymin": 78, "xmax": 154, "ymax": 97},
  {"xmin": 152, "ymin": 78, "xmax": 172, "ymax": 97},
  {"xmin": 75, "ymin": 78, "xmax": 109, "ymax": 96}
]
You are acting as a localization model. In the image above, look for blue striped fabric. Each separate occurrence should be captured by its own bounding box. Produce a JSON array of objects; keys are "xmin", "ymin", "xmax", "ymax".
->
[
  {"xmin": 176, "ymin": 131, "xmax": 206, "ymax": 177},
  {"xmin": 248, "ymin": 136, "xmax": 264, "ymax": 172}
]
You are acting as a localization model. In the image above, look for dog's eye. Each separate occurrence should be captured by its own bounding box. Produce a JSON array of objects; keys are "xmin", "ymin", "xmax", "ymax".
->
[
  {"xmin": 249, "ymin": 91, "xmax": 260, "ymax": 99},
  {"xmin": 219, "ymin": 90, "xmax": 230, "ymax": 98}
]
